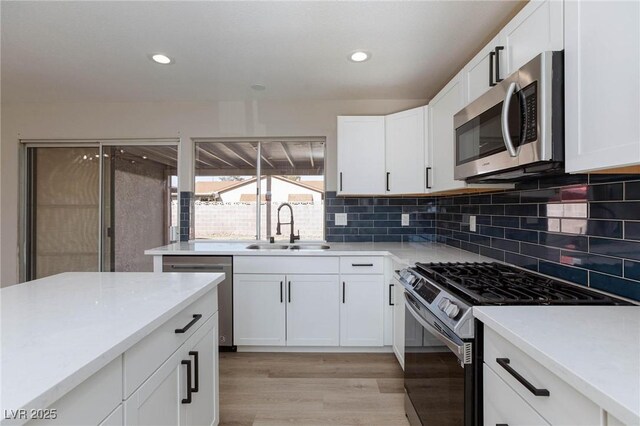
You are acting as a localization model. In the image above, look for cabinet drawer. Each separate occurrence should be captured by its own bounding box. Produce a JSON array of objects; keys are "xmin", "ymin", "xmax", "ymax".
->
[
  {"xmin": 234, "ymin": 256, "xmax": 339, "ymax": 274},
  {"xmin": 484, "ymin": 327, "xmax": 600, "ymax": 425},
  {"xmin": 123, "ymin": 288, "xmax": 217, "ymax": 398},
  {"xmin": 27, "ymin": 357, "xmax": 122, "ymax": 426},
  {"xmin": 484, "ymin": 364, "xmax": 549, "ymax": 426},
  {"xmin": 340, "ymin": 257, "xmax": 384, "ymax": 274}
]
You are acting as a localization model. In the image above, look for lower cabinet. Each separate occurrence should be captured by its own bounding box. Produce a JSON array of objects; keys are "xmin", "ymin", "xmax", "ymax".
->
[
  {"xmin": 234, "ymin": 273, "xmax": 340, "ymax": 347},
  {"xmin": 340, "ymin": 275, "xmax": 384, "ymax": 346},
  {"xmin": 233, "ymin": 274, "xmax": 287, "ymax": 346},
  {"xmin": 125, "ymin": 313, "xmax": 218, "ymax": 426},
  {"xmin": 286, "ymin": 275, "xmax": 340, "ymax": 346},
  {"xmin": 484, "ymin": 364, "xmax": 550, "ymax": 426}
]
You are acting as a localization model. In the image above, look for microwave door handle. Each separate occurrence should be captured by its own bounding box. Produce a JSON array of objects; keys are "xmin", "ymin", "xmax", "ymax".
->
[
  {"xmin": 501, "ymin": 81, "xmax": 520, "ymax": 158},
  {"xmin": 403, "ymin": 292, "xmax": 466, "ymax": 363}
]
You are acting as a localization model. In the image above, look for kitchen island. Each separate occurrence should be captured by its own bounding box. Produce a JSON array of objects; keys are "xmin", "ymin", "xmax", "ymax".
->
[{"xmin": 0, "ymin": 272, "xmax": 224, "ymax": 426}]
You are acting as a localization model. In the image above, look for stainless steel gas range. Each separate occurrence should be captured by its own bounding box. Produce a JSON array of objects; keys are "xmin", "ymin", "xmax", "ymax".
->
[{"xmin": 395, "ymin": 262, "xmax": 632, "ymax": 426}]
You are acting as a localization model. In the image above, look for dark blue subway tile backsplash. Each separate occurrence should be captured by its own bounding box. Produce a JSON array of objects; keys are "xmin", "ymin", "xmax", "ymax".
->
[{"xmin": 431, "ymin": 174, "xmax": 640, "ymax": 301}]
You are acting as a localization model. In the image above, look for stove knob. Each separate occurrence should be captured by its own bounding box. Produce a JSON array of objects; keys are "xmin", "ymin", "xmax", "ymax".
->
[
  {"xmin": 444, "ymin": 303, "xmax": 460, "ymax": 319},
  {"xmin": 438, "ymin": 298, "xmax": 451, "ymax": 311}
]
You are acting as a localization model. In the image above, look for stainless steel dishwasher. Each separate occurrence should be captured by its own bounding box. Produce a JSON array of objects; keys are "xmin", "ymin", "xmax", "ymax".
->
[{"xmin": 162, "ymin": 256, "xmax": 234, "ymax": 351}]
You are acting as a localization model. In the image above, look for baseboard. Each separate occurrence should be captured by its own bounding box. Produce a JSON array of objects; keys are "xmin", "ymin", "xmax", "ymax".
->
[{"xmin": 235, "ymin": 345, "xmax": 394, "ymax": 353}]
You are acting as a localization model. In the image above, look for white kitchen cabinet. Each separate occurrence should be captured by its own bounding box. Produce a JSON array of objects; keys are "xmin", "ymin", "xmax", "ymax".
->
[
  {"xmin": 385, "ymin": 106, "xmax": 426, "ymax": 195},
  {"xmin": 286, "ymin": 274, "xmax": 340, "ymax": 346},
  {"xmin": 124, "ymin": 343, "xmax": 186, "ymax": 426},
  {"xmin": 428, "ymin": 71, "xmax": 467, "ymax": 193},
  {"xmin": 500, "ymin": 0, "xmax": 563, "ymax": 78},
  {"xmin": 392, "ymin": 279, "xmax": 405, "ymax": 369},
  {"xmin": 464, "ymin": 34, "xmax": 505, "ymax": 103},
  {"xmin": 484, "ymin": 364, "xmax": 550, "ymax": 426},
  {"xmin": 565, "ymin": 0, "xmax": 640, "ymax": 173},
  {"xmin": 125, "ymin": 315, "xmax": 218, "ymax": 426},
  {"xmin": 340, "ymin": 275, "xmax": 384, "ymax": 346},
  {"xmin": 233, "ymin": 274, "xmax": 286, "ymax": 346},
  {"xmin": 337, "ymin": 116, "xmax": 386, "ymax": 195},
  {"xmin": 185, "ymin": 318, "xmax": 218, "ymax": 426}
]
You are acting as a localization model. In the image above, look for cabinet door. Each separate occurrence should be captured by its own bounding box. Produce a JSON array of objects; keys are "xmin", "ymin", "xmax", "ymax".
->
[
  {"xmin": 429, "ymin": 71, "xmax": 467, "ymax": 193},
  {"xmin": 392, "ymin": 281, "xmax": 405, "ymax": 369},
  {"xmin": 233, "ymin": 274, "xmax": 286, "ymax": 346},
  {"xmin": 185, "ymin": 313, "xmax": 218, "ymax": 426},
  {"xmin": 501, "ymin": 0, "xmax": 563, "ymax": 78},
  {"xmin": 464, "ymin": 34, "xmax": 504, "ymax": 103},
  {"xmin": 337, "ymin": 116, "xmax": 385, "ymax": 195},
  {"xmin": 484, "ymin": 364, "xmax": 550, "ymax": 426},
  {"xmin": 340, "ymin": 275, "xmax": 384, "ymax": 346},
  {"xmin": 565, "ymin": 0, "xmax": 640, "ymax": 173},
  {"xmin": 385, "ymin": 106, "xmax": 425, "ymax": 195},
  {"xmin": 124, "ymin": 350, "xmax": 187, "ymax": 426},
  {"xmin": 286, "ymin": 274, "xmax": 340, "ymax": 346}
]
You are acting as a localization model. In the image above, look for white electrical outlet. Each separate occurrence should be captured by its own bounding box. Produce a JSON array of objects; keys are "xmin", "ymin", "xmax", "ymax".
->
[
  {"xmin": 401, "ymin": 214, "xmax": 410, "ymax": 226},
  {"xmin": 335, "ymin": 213, "xmax": 348, "ymax": 226},
  {"xmin": 469, "ymin": 215, "xmax": 477, "ymax": 232}
]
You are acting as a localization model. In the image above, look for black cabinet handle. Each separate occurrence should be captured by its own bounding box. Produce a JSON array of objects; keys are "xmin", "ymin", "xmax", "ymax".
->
[
  {"xmin": 496, "ymin": 358, "xmax": 550, "ymax": 397},
  {"xmin": 389, "ymin": 284, "xmax": 394, "ymax": 306},
  {"xmin": 342, "ymin": 282, "xmax": 346, "ymax": 303},
  {"xmin": 351, "ymin": 263, "xmax": 374, "ymax": 267},
  {"xmin": 181, "ymin": 360, "xmax": 192, "ymax": 403},
  {"xmin": 288, "ymin": 281, "xmax": 291, "ymax": 303},
  {"xmin": 497, "ymin": 424, "xmax": 509, "ymax": 426},
  {"xmin": 339, "ymin": 172, "xmax": 343, "ymax": 192},
  {"xmin": 489, "ymin": 51, "xmax": 496, "ymax": 87},
  {"xmin": 189, "ymin": 351, "xmax": 199, "ymax": 393},
  {"xmin": 386, "ymin": 172, "xmax": 390, "ymax": 191},
  {"xmin": 175, "ymin": 314, "xmax": 202, "ymax": 334},
  {"xmin": 495, "ymin": 46, "xmax": 504, "ymax": 83},
  {"xmin": 280, "ymin": 281, "xmax": 283, "ymax": 303},
  {"xmin": 426, "ymin": 167, "xmax": 432, "ymax": 189}
]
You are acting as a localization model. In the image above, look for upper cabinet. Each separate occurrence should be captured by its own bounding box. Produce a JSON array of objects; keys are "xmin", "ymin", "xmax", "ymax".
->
[
  {"xmin": 464, "ymin": 34, "xmax": 504, "ymax": 104},
  {"xmin": 564, "ymin": 0, "xmax": 640, "ymax": 173},
  {"xmin": 337, "ymin": 116, "xmax": 386, "ymax": 195},
  {"xmin": 501, "ymin": 0, "xmax": 564, "ymax": 77},
  {"xmin": 465, "ymin": 0, "xmax": 563, "ymax": 103},
  {"xmin": 385, "ymin": 106, "xmax": 426, "ymax": 195},
  {"xmin": 428, "ymin": 71, "xmax": 467, "ymax": 193}
]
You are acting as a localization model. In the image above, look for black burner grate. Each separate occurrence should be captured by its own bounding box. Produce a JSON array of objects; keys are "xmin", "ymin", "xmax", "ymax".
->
[{"xmin": 414, "ymin": 262, "xmax": 631, "ymax": 306}]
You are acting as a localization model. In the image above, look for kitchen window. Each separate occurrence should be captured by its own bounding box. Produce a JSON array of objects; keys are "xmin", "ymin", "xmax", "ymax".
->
[{"xmin": 193, "ymin": 138, "xmax": 325, "ymax": 241}]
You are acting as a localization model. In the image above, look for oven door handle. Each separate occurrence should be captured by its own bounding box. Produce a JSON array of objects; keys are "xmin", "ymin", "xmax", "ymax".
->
[
  {"xmin": 501, "ymin": 81, "xmax": 521, "ymax": 158},
  {"xmin": 403, "ymin": 292, "xmax": 469, "ymax": 364}
]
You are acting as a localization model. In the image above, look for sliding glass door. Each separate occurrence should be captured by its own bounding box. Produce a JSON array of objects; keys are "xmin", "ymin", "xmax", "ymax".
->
[
  {"xmin": 26, "ymin": 147, "xmax": 101, "ymax": 279},
  {"xmin": 24, "ymin": 141, "xmax": 178, "ymax": 280}
]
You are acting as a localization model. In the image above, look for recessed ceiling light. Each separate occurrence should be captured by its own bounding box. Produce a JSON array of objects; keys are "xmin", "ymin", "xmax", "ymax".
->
[
  {"xmin": 349, "ymin": 51, "xmax": 371, "ymax": 62},
  {"xmin": 150, "ymin": 54, "xmax": 173, "ymax": 65},
  {"xmin": 251, "ymin": 84, "xmax": 266, "ymax": 91}
]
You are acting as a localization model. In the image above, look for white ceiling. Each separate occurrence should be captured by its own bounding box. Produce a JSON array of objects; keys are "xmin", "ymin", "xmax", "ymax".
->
[{"xmin": 1, "ymin": 1, "xmax": 524, "ymax": 103}]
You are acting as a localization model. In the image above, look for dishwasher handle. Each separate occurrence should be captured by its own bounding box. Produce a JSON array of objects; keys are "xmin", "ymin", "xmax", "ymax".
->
[{"xmin": 167, "ymin": 264, "xmax": 227, "ymax": 271}]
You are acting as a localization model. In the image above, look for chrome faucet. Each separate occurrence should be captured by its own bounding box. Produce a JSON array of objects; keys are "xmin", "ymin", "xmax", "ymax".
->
[{"xmin": 276, "ymin": 203, "xmax": 300, "ymax": 244}]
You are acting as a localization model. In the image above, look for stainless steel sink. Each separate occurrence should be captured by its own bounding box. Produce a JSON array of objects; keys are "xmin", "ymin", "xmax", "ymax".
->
[
  {"xmin": 245, "ymin": 244, "xmax": 290, "ymax": 250},
  {"xmin": 290, "ymin": 244, "xmax": 331, "ymax": 250}
]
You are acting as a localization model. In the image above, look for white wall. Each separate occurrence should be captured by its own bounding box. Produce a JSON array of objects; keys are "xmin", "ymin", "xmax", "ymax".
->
[{"xmin": 0, "ymin": 98, "xmax": 424, "ymax": 285}]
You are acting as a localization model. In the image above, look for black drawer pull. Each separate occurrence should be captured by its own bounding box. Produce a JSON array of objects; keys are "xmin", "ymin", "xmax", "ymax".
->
[
  {"xmin": 497, "ymin": 424, "xmax": 509, "ymax": 426},
  {"xmin": 494, "ymin": 46, "xmax": 504, "ymax": 83},
  {"xmin": 189, "ymin": 351, "xmax": 199, "ymax": 392},
  {"xmin": 280, "ymin": 281, "xmax": 283, "ymax": 303},
  {"xmin": 496, "ymin": 358, "xmax": 550, "ymax": 397},
  {"xmin": 175, "ymin": 314, "xmax": 202, "ymax": 334},
  {"xmin": 288, "ymin": 281, "xmax": 291, "ymax": 303},
  {"xmin": 489, "ymin": 51, "xmax": 496, "ymax": 87},
  {"xmin": 342, "ymin": 282, "xmax": 346, "ymax": 304},
  {"xmin": 351, "ymin": 263, "xmax": 374, "ymax": 267},
  {"xmin": 426, "ymin": 167, "xmax": 431, "ymax": 189},
  {"xmin": 181, "ymin": 360, "xmax": 192, "ymax": 403},
  {"xmin": 386, "ymin": 172, "xmax": 390, "ymax": 192},
  {"xmin": 389, "ymin": 283, "xmax": 394, "ymax": 306}
]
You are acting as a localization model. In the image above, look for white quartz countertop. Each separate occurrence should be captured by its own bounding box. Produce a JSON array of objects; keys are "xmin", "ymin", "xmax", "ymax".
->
[
  {"xmin": 474, "ymin": 306, "xmax": 640, "ymax": 425},
  {"xmin": 0, "ymin": 272, "xmax": 224, "ymax": 423},
  {"xmin": 145, "ymin": 241, "xmax": 492, "ymax": 267}
]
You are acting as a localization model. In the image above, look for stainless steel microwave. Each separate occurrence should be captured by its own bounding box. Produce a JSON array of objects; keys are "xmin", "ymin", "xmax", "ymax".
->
[{"xmin": 454, "ymin": 51, "xmax": 564, "ymax": 182}]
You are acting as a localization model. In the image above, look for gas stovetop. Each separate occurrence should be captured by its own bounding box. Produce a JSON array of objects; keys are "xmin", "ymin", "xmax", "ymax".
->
[{"xmin": 413, "ymin": 262, "xmax": 631, "ymax": 306}]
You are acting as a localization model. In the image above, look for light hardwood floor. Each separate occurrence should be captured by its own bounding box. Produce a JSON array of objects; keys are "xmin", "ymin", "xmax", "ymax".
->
[{"xmin": 219, "ymin": 352, "xmax": 409, "ymax": 426}]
